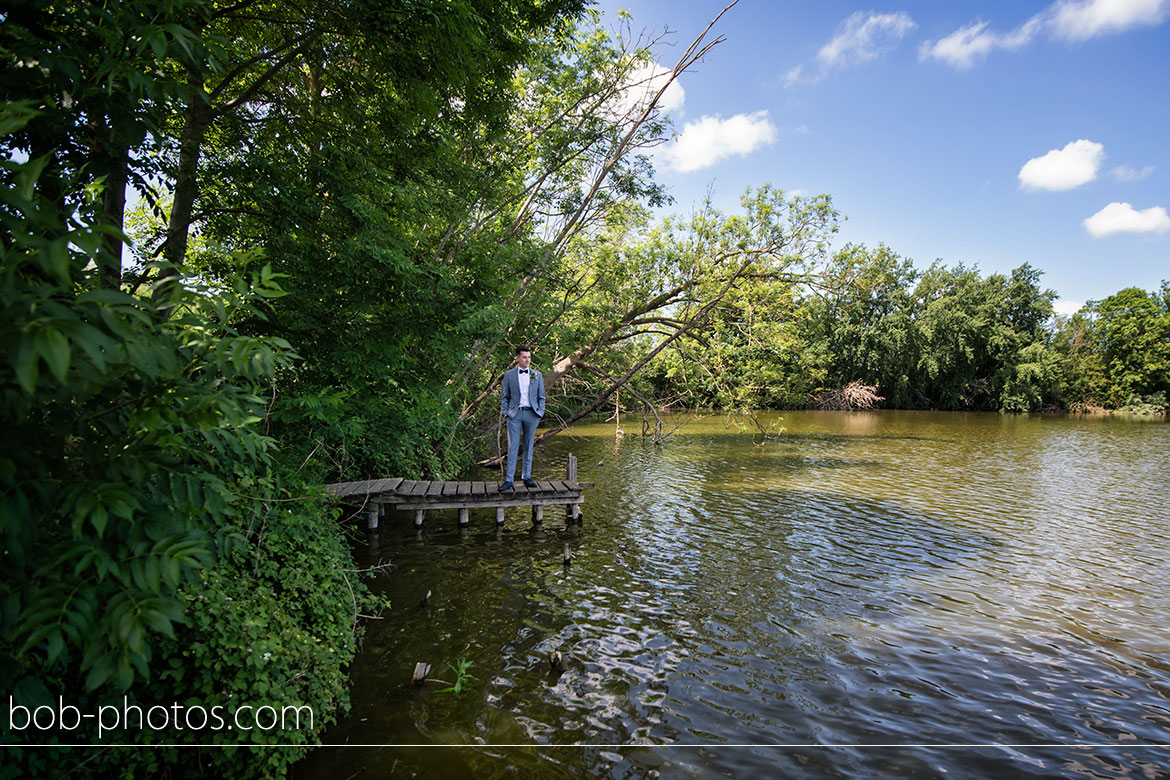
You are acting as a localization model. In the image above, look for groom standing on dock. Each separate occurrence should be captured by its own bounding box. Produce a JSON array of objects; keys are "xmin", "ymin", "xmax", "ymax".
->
[{"xmin": 499, "ymin": 346, "xmax": 545, "ymax": 491}]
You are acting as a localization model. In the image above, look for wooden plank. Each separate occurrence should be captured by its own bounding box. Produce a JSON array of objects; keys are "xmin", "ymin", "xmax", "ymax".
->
[
  {"xmin": 471, "ymin": 481, "xmax": 486, "ymax": 496},
  {"xmin": 458, "ymin": 481, "xmax": 471, "ymax": 495},
  {"xmin": 441, "ymin": 481, "xmax": 459, "ymax": 496},
  {"xmin": 393, "ymin": 496, "xmax": 581, "ymax": 511},
  {"xmin": 408, "ymin": 480, "xmax": 430, "ymax": 497},
  {"xmin": 396, "ymin": 480, "xmax": 419, "ymax": 496},
  {"xmin": 550, "ymin": 480, "xmax": 569, "ymax": 493},
  {"xmin": 427, "ymin": 482, "xmax": 444, "ymax": 497},
  {"xmin": 368, "ymin": 478, "xmax": 395, "ymax": 494},
  {"xmin": 538, "ymin": 480, "xmax": 555, "ymax": 493}
]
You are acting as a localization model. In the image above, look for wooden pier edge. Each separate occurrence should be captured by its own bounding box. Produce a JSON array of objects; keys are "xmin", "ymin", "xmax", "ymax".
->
[{"xmin": 328, "ymin": 454, "xmax": 592, "ymax": 531}]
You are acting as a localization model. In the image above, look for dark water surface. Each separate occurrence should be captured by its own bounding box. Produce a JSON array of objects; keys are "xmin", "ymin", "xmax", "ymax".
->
[{"xmin": 293, "ymin": 411, "xmax": 1170, "ymax": 778}]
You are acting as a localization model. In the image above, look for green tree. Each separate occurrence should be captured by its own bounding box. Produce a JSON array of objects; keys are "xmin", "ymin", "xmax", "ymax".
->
[
  {"xmin": 171, "ymin": 5, "xmax": 744, "ymax": 478},
  {"xmin": 524, "ymin": 186, "xmax": 840, "ymax": 432},
  {"xmin": 1, "ymin": 109, "xmax": 365, "ymax": 778},
  {"xmin": 909, "ymin": 262, "xmax": 1056, "ymax": 411},
  {"xmin": 798, "ymin": 243, "xmax": 919, "ymax": 407},
  {"xmin": 1, "ymin": 3, "xmax": 374, "ymax": 774},
  {"xmin": 1080, "ymin": 286, "xmax": 1170, "ymax": 408}
]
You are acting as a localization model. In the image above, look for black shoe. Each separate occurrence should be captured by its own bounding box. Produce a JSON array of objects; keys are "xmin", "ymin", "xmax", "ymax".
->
[
  {"xmin": 523, "ymin": 478, "xmax": 537, "ymax": 488},
  {"xmin": 498, "ymin": 481, "xmax": 513, "ymax": 492}
]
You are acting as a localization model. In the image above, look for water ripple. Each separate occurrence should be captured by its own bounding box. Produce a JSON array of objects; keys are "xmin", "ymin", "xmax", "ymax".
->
[{"xmin": 295, "ymin": 411, "xmax": 1170, "ymax": 780}]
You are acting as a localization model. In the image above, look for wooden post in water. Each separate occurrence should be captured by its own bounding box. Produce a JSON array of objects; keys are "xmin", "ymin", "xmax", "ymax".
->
[
  {"xmin": 532, "ymin": 504, "xmax": 543, "ymax": 529},
  {"xmin": 495, "ymin": 507, "xmax": 505, "ymax": 526},
  {"xmin": 458, "ymin": 507, "xmax": 469, "ymax": 527},
  {"xmin": 414, "ymin": 509, "xmax": 425, "ymax": 529},
  {"xmin": 366, "ymin": 504, "xmax": 379, "ymax": 531},
  {"xmin": 565, "ymin": 454, "xmax": 577, "ymax": 521}
]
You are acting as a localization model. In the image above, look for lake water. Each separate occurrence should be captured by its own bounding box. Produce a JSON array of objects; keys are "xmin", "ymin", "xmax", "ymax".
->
[{"xmin": 293, "ymin": 411, "xmax": 1170, "ymax": 778}]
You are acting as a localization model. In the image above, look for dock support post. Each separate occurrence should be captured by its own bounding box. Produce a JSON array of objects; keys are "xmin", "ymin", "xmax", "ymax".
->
[
  {"xmin": 458, "ymin": 507, "xmax": 469, "ymax": 527},
  {"xmin": 532, "ymin": 504, "xmax": 543, "ymax": 529},
  {"xmin": 495, "ymin": 507, "xmax": 505, "ymax": 526},
  {"xmin": 366, "ymin": 504, "xmax": 379, "ymax": 531},
  {"xmin": 566, "ymin": 454, "xmax": 579, "ymax": 523},
  {"xmin": 414, "ymin": 509, "xmax": 425, "ymax": 529}
]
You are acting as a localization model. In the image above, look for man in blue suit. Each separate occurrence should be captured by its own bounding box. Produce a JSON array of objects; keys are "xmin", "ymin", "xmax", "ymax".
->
[{"xmin": 499, "ymin": 346, "xmax": 546, "ymax": 491}]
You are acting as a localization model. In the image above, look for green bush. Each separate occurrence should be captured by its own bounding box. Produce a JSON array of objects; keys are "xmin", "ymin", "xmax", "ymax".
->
[{"xmin": 1, "ymin": 110, "xmax": 374, "ymax": 778}]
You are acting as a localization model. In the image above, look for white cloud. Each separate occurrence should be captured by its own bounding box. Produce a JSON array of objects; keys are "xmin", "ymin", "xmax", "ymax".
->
[
  {"xmin": 1050, "ymin": 0, "xmax": 1169, "ymax": 41},
  {"xmin": 921, "ymin": 0, "xmax": 1168, "ymax": 68},
  {"xmin": 919, "ymin": 17, "xmax": 1041, "ymax": 69},
  {"xmin": 783, "ymin": 64, "xmax": 805, "ymax": 89},
  {"xmin": 785, "ymin": 12, "xmax": 915, "ymax": 87},
  {"xmin": 662, "ymin": 111, "xmax": 777, "ymax": 173},
  {"xmin": 1112, "ymin": 164, "xmax": 1156, "ymax": 182},
  {"xmin": 609, "ymin": 61, "xmax": 685, "ymax": 121},
  {"xmin": 817, "ymin": 11, "xmax": 918, "ymax": 70},
  {"xmin": 1054, "ymin": 299, "xmax": 1084, "ymax": 316},
  {"xmin": 1083, "ymin": 201, "xmax": 1170, "ymax": 237},
  {"xmin": 1018, "ymin": 139, "xmax": 1105, "ymax": 191}
]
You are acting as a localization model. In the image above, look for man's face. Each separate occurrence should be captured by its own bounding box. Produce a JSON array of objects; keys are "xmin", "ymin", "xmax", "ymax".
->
[{"xmin": 516, "ymin": 350, "xmax": 531, "ymax": 369}]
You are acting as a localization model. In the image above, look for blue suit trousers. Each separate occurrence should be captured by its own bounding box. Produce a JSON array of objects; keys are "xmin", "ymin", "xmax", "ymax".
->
[{"xmin": 505, "ymin": 407, "xmax": 540, "ymax": 482}]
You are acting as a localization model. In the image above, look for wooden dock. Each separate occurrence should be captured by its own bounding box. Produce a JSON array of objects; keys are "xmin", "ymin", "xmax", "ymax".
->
[{"xmin": 326, "ymin": 454, "xmax": 592, "ymax": 530}]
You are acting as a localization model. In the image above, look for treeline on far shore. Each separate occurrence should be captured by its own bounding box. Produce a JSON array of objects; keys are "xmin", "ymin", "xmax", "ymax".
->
[{"xmin": 631, "ymin": 248, "xmax": 1169, "ymax": 417}]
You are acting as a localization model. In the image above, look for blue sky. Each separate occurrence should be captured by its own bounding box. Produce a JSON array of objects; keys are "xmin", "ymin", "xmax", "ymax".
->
[{"xmin": 593, "ymin": 0, "xmax": 1169, "ymax": 311}]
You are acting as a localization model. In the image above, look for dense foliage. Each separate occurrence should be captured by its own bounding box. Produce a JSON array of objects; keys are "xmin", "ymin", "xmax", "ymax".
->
[
  {"xmin": 0, "ymin": 105, "xmax": 368, "ymax": 780},
  {"xmin": 635, "ymin": 241, "xmax": 1167, "ymax": 415},
  {"xmin": 0, "ymin": 0, "xmax": 583, "ymax": 777}
]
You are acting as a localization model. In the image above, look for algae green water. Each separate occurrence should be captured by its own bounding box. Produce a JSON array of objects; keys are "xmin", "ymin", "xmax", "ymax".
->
[{"xmin": 293, "ymin": 411, "xmax": 1170, "ymax": 778}]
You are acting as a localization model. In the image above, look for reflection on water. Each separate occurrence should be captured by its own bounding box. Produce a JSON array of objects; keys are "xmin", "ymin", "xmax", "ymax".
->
[{"xmin": 293, "ymin": 411, "xmax": 1170, "ymax": 778}]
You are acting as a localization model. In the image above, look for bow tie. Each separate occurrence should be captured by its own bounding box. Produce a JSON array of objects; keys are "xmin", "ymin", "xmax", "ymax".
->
[{"xmin": 519, "ymin": 369, "xmax": 529, "ymax": 374}]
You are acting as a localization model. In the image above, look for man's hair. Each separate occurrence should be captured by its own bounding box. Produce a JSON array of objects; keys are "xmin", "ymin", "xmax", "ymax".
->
[{"xmin": 515, "ymin": 345, "xmax": 531, "ymax": 355}]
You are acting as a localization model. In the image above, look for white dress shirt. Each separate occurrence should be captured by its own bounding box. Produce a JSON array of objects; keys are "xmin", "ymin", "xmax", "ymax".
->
[{"xmin": 518, "ymin": 368, "xmax": 531, "ymax": 408}]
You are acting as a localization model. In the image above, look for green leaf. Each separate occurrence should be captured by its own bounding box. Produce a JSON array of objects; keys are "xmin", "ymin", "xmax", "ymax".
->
[
  {"xmin": 13, "ymin": 154, "xmax": 48, "ymax": 199},
  {"xmin": 85, "ymin": 653, "xmax": 114, "ymax": 691},
  {"xmin": 90, "ymin": 505, "xmax": 109, "ymax": 537},
  {"xmin": 36, "ymin": 327, "xmax": 71, "ymax": 382},
  {"xmin": 141, "ymin": 607, "xmax": 177, "ymax": 639},
  {"xmin": 13, "ymin": 339, "xmax": 39, "ymax": 394},
  {"xmin": 149, "ymin": 29, "xmax": 167, "ymax": 59},
  {"xmin": 145, "ymin": 555, "xmax": 161, "ymax": 593},
  {"xmin": 46, "ymin": 630, "xmax": 65, "ymax": 665}
]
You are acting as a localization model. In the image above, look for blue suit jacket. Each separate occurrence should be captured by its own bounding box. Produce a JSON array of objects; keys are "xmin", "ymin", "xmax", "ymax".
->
[{"xmin": 501, "ymin": 367, "xmax": 546, "ymax": 419}]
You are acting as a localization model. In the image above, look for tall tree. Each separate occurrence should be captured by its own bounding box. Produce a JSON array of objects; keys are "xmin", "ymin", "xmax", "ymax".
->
[
  {"xmin": 1080, "ymin": 286, "xmax": 1170, "ymax": 407},
  {"xmin": 505, "ymin": 186, "xmax": 841, "ymax": 445}
]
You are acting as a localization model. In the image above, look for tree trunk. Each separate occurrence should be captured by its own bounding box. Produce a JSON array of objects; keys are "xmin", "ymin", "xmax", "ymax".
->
[
  {"xmin": 99, "ymin": 134, "xmax": 129, "ymax": 290},
  {"xmin": 155, "ymin": 82, "xmax": 212, "ymax": 315}
]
